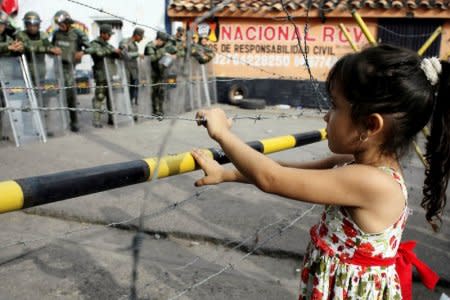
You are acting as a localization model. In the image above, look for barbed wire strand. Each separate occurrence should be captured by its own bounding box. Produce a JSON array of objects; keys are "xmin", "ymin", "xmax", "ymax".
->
[
  {"xmin": 168, "ymin": 205, "xmax": 316, "ymax": 300},
  {"xmin": 0, "ymin": 75, "xmax": 307, "ymax": 92},
  {"xmin": 170, "ymin": 205, "xmax": 315, "ymax": 272},
  {"xmin": 129, "ymin": 113, "xmax": 179, "ymax": 299},
  {"xmin": 0, "ymin": 187, "xmax": 211, "ymax": 252},
  {"xmin": 0, "ymin": 105, "xmax": 313, "ymax": 124},
  {"xmin": 65, "ymin": 0, "xmax": 316, "ymax": 82},
  {"xmin": 280, "ymin": 0, "xmax": 329, "ymax": 112},
  {"xmin": 0, "ymin": 2, "xmax": 325, "ymax": 298},
  {"xmin": 140, "ymin": 205, "xmax": 316, "ymax": 292}
]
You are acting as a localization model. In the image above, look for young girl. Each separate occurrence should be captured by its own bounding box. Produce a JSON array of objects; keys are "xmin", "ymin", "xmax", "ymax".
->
[{"xmin": 191, "ymin": 45, "xmax": 449, "ymax": 299}]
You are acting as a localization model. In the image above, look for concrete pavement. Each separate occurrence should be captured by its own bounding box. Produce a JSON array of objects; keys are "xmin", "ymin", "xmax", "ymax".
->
[{"xmin": 0, "ymin": 104, "xmax": 448, "ymax": 299}]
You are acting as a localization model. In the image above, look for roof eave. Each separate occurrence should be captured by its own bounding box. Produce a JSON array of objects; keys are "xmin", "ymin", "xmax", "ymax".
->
[{"xmin": 168, "ymin": 8, "xmax": 450, "ymax": 19}]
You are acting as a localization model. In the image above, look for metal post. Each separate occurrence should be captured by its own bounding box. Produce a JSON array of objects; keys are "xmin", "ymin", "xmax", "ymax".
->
[
  {"xmin": 418, "ymin": 26, "xmax": 442, "ymax": 57},
  {"xmin": 20, "ymin": 54, "xmax": 47, "ymax": 143},
  {"xmin": 351, "ymin": 10, "xmax": 377, "ymax": 46},
  {"xmin": 200, "ymin": 64, "xmax": 211, "ymax": 107},
  {"xmin": 338, "ymin": 23, "xmax": 359, "ymax": 52}
]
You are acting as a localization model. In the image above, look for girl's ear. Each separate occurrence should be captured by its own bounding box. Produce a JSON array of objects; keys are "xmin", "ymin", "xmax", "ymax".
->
[{"xmin": 366, "ymin": 113, "xmax": 384, "ymax": 137}]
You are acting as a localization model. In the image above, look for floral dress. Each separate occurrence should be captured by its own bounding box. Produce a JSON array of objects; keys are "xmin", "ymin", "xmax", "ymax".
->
[{"xmin": 298, "ymin": 167, "xmax": 409, "ymax": 300}]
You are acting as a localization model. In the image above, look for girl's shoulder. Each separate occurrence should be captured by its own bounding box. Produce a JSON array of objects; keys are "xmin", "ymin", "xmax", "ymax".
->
[{"xmin": 334, "ymin": 162, "xmax": 407, "ymax": 201}]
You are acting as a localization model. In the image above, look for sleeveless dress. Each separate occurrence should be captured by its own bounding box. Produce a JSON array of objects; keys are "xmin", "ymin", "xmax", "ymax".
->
[{"xmin": 298, "ymin": 167, "xmax": 409, "ymax": 300}]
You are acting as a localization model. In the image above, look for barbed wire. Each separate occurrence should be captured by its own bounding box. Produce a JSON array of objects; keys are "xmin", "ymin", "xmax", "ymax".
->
[
  {"xmin": 0, "ymin": 105, "xmax": 318, "ymax": 125},
  {"xmin": 0, "ymin": 187, "xmax": 211, "ymax": 252},
  {"xmin": 0, "ymin": 75, "xmax": 310, "ymax": 92},
  {"xmin": 170, "ymin": 205, "xmax": 315, "ymax": 272},
  {"xmin": 168, "ymin": 205, "xmax": 316, "ymax": 300},
  {"xmin": 376, "ymin": 24, "xmax": 442, "ymax": 38},
  {"xmin": 65, "ymin": 0, "xmax": 316, "ymax": 82},
  {"xmin": 280, "ymin": 0, "xmax": 329, "ymax": 112},
  {"xmin": 1, "ymin": 2, "xmax": 325, "ymax": 299}
]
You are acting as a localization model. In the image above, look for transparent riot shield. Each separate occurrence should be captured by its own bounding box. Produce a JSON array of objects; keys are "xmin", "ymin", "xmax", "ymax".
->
[
  {"xmin": 104, "ymin": 57, "xmax": 134, "ymax": 128},
  {"xmin": 137, "ymin": 56, "xmax": 152, "ymax": 120},
  {"xmin": 204, "ymin": 60, "xmax": 217, "ymax": 105},
  {"xmin": 0, "ymin": 55, "xmax": 46, "ymax": 146},
  {"xmin": 163, "ymin": 57, "xmax": 190, "ymax": 115},
  {"xmin": 30, "ymin": 52, "xmax": 69, "ymax": 135},
  {"xmin": 186, "ymin": 58, "xmax": 217, "ymax": 109}
]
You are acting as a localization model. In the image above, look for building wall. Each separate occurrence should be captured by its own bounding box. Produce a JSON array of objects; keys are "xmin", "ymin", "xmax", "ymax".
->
[
  {"xmin": 188, "ymin": 16, "xmax": 449, "ymax": 81},
  {"xmin": 440, "ymin": 20, "xmax": 450, "ymax": 61},
  {"xmin": 190, "ymin": 18, "xmax": 376, "ymax": 81}
]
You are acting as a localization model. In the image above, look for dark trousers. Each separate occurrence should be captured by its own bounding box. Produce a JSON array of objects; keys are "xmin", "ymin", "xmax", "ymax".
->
[{"xmin": 62, "ymin": 64, "xmax": 78, "ymax": 128}]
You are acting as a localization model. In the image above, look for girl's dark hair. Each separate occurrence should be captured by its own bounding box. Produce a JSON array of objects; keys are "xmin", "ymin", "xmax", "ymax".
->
[{"xmin": 326, "ymin": 44, "xmax": 450, "ymax": 231}]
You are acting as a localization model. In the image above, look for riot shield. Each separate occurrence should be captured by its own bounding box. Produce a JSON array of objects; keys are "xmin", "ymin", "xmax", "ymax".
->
[
  {"xmin": 30, "ymin": 52, "xmax": 69, "ymax": 135},
  {"xmin": 0, "ymin": 55, "xmax": 46, "ymax": 147},
  {"xmin": 137, "ymin": 56, "xmax": 152, "ymax": 119},
  {"xmin": 163, "ymin": 57, "xmax": 189, "ymax": 115},
  {"xmin": 204, "ymin": 60, "xmax": 217, "ymax": 105},
  {"xmin": 104, "ymin": 57, "xmax": 134, "ymax": 128},
  {"xmin": 180, "ymin": 58, "xmax": 217, "ymax": 110}
]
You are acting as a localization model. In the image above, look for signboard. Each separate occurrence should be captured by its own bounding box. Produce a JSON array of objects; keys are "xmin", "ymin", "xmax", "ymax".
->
[{"xmin": 191, "ymin": 19, "xmax": 377, "ymax": 81}]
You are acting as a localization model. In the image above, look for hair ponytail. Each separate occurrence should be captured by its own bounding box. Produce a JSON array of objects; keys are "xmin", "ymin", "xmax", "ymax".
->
[{"xmin": 422, "ymin": 61, "xmax": 450, "ymax": 231}]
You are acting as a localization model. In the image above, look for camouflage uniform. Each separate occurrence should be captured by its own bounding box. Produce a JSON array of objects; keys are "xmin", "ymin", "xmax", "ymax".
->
[
  {"xmin": 16, "ymin": 12, "xmax": 58, "ymax": 133},
  {"xmin": 119, "ymin": 28, "xmax": 143, "ymax": 105},
  {"xmin": 87, "ymin": 25, "xmax": 121, "ymax": 127},
  {"xmin": 0, "ymin": 12, "xmax": 21, "ymax": 139},
  {"xmin": 191, "ymin": 39, "xmax": 215, "ymax": 64},
  {"xmin": 144, "ymin": 32, "xmax": 177, "ymax": 115},
  {"xmin": 0, "ymin": 28, "xmax": 15, "ymax": 55},
  {"xmin": 16, "ymin": 30, "xmax": 54, "ymax": 85},
  {"xmin": 52, "ymin": 10, "xmax": 91, "ymax": 132},
  {"xmin": 169, "ymin": 27, "xmax": 185, "ymax": 58}
]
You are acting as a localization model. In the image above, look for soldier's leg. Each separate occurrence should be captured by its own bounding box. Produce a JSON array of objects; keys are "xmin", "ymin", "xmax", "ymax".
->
[
  {"xmin": 130, "ymin": 76, "xmax": 139, "ymax": 105},
  {"xmin": 157, "ymin": 83, "xmax": 165, "ymax": 115},
  {"xmin": 0, "ymin": 96, "xmax": 3, "ymax": 140},
  {"xmin": 63, "ymin": 64, "xmax": 79, "ymax": 131},
  {"xmin": 41, "ymin": 86, "xmax": 53, "ymax": 136},
  {"xmin": 106, "ymin": 92, "xmax": 114, "ymax": 125},
  {"xmin": 151, "ymin": 85, "xmax": 159, "ymax": 115},
  {"xmin": 93, "ymin": 83, "xmax": 106, "ymax": 128}
]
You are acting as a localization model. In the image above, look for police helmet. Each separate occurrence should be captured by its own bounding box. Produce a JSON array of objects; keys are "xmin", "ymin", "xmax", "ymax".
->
[
  {"xmin": 54, "ymin": 10, "xmax": 73, "ymax": 24},
  {"xmin": 23, "ymin": 11, "xmax": 41, "ymax": 26},
  {"xmin": 156, "ymin": 31, "xmax": 169, "ymax": 42}
]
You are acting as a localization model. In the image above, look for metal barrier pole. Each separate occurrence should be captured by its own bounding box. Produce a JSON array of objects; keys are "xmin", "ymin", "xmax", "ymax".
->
[
  {"xmin": 0, "ymin": 129, "xmax": 327, "ymax": 214},
  {"xmin": 351, "ymin": 10, "xmax": 377, "ymax": 46},
  {"xmin": 418, "ymin": 26, "xmax": 442, "ymax": 57},
  {"xmin": 338, "ymin": 23, "xmax": 359, "ymax": 52}
]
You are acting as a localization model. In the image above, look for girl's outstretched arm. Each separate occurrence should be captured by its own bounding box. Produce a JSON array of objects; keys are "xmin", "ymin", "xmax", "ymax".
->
[
  {"xmin": 192, "ymin": 150, "xmax": 353, "ymax": 187},
  {"xmin": 196, "ymin": 108, "xmax": 402, "ymax": 208},
  {"xmin": 278, "ymin": 154, "xmax": 353, "ymax": 169}
]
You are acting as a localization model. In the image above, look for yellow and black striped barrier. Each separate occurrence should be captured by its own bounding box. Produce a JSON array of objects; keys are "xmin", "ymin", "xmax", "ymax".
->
[{"xmin": 0, "ymin": 129, "xmax": 327, "ymax": 214}]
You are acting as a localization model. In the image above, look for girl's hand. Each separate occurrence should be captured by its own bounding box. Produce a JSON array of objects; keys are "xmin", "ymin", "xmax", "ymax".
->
[
  {"xmin": 196, "ymin": 108, "xmax": 232, "ymax": 140},
  {"xmin": 191, "ymin": 149, "xmax": 225, "ymax": 186}
]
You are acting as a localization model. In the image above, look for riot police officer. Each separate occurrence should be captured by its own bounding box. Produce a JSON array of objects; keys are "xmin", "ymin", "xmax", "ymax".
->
[
  {"xmin": 0, "ymin": 10, "xmax": 23, "ymax": 141},
  {"xmin": 0, "ymin": 10, "xmax": 22, "ymax": 55},
  {"xmin": 119, "ymin": 27, "xmax": 144, "ymax": 106},
  {"xmin": 17, "ymin": 11, "xmax": 61, "ymax": 82},
  {"xmin": 16, "ymin": 11, "xmax": 61, "ymax": 135},
  {"xmin": 52, "ymin": 10, "xmax": 91, "ymax": 132},
  {"xmin": 87, "ymin": 24, "xmax": 121, "ymax": 128},
  {"xmin": 192, "ymin": 35, "xmax": 214, "ymax": 64},
  {"xmin": 144, "ymin": 31, "xmax": 177, "ymax": 115}
]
